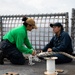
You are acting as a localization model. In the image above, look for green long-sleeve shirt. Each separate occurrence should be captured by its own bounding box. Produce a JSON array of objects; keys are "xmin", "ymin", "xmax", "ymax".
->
[{"xmin": 3, "ymin": 25, "xmax": 33, "ymax": 54}]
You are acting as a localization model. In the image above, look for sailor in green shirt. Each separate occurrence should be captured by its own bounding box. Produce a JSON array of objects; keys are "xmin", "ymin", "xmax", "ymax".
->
[{"xmin": 0, "ymin": 16, "xmax": 37, "ymax": 65}]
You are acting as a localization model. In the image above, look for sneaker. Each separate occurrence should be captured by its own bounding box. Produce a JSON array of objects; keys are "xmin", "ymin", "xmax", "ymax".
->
[{"xmin": 0, "ymin": 51, "xmax": 4, "ymax": 65}]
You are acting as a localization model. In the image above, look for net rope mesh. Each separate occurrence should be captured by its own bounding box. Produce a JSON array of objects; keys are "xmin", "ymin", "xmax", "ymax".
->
[{"xmin": 0, "ymin": 13, "xmax": 68, "ymax": 50}]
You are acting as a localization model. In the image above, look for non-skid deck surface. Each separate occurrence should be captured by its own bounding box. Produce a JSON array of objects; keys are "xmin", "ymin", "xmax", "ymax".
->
[{"xmin": 0, "ymin": 60, "xmax": 75, "ymax": 75}]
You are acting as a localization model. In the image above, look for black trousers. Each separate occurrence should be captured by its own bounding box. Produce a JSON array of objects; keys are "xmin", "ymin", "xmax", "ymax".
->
[
  {"xmin": 52, "ymin": 53, "xmax": 72, "ymax": 64},
  {"xmin": 42, "ymin": 50, "xmax": 72, "ymax": 64},
  {"xmin": 0, "ymin": 40, "xmax": 25, "ymax": 65}
]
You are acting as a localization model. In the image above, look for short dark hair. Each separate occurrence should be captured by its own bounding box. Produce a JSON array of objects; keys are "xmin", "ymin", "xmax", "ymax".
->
[{"xmin": 22, "ymin": 16, "xmax": 28, "ymax": 26}]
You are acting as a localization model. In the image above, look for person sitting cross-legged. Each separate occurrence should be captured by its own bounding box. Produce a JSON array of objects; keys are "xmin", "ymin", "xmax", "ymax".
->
[{"xmin": 42, "ymin": 22, "xmax": 73, "ymax": 64}]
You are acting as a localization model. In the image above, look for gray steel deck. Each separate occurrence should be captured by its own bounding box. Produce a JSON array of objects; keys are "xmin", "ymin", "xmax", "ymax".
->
[{"xmin": 0, "ymin": 59, "xmax": 75, "ymax": 75}]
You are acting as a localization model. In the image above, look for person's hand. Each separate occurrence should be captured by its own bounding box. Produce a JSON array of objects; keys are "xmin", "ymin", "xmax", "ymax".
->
[
  {"xmin": 47, "ymin": 48, "xmax": 52, "ymax": 52},
  {"xmin": 39, "ymin": 50, "xmax": 43, "ymax": 53},
  {"xmin": 32, "ymin": 50, "xmax": 36, "ymax": 56}
]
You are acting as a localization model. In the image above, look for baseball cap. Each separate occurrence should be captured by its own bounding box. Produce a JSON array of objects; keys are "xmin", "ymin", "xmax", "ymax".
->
[
  {"xmin": 50, "ymin": 22, "xmax": 62, "ymax": 28},
  {"xmin": 26, "ymin": 18, "xmax": 37, "ymax": 29}
]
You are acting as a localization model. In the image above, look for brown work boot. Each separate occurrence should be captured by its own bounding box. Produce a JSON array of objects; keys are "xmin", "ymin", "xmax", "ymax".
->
[{"xmin": 0, "ymin": 51, "xmax": 4, "ymax": 65}]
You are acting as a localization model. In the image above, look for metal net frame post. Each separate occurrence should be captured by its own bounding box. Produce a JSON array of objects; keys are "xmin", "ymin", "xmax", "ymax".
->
[{"xmin": 71, "ymin": 8, "xmax": 75, "ymax": 52}]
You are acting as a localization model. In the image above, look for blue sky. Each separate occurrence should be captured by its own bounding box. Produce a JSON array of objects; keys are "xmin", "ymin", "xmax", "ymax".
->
[{"xmin": 0, "ymin": 0, "xmax": 75, "ymax": 15}]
